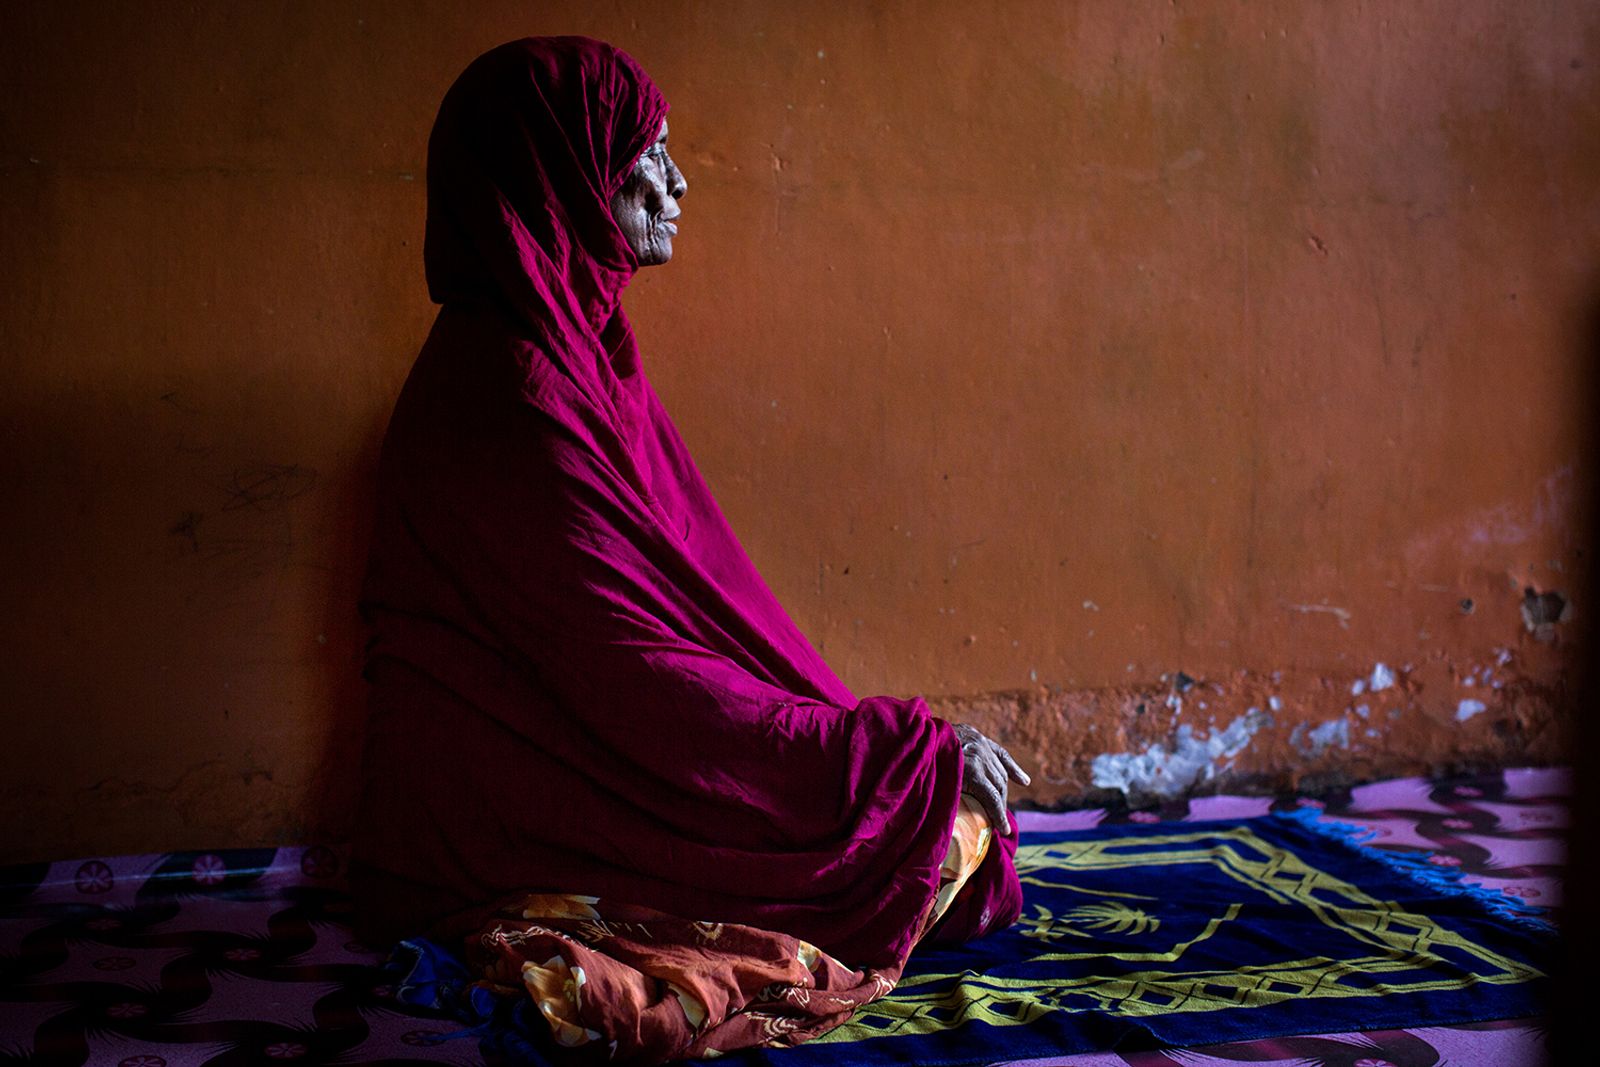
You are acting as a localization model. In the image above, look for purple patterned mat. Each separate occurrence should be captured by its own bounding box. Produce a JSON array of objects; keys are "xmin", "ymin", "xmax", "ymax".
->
[{"xmin": 0, "ymin": 768, "xmax": 1564, "ymax": 1066}]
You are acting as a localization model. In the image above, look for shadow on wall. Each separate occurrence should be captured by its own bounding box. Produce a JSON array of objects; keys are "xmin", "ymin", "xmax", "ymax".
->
[
  {"xmin": 304, "ymin": 423, "xmax": 386, "ymax": 849},
  {"xmin": 0, "ymin": 374, "xmax": 389, "ymax": 861}
]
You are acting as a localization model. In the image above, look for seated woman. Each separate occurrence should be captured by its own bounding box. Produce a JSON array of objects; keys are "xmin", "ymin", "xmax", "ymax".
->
[{"xmin": 351, "ymin": 35, "xmax": 1028, "ymax": 1061}]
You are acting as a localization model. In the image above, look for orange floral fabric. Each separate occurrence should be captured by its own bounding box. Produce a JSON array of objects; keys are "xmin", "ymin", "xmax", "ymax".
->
[{"xmin": 465, "ymin": 799, "xmax": 993, "ymax": 1063}]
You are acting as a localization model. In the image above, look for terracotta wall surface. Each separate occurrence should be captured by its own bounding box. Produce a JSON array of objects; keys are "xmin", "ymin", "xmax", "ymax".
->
[{"xmin": 2, "ymin": 1, "xmax": 1595, "ymax": 862}]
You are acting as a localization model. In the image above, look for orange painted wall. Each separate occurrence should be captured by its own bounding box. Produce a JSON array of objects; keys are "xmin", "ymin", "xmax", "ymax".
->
[{"xmin": 1, "ymin": 2, "xmax": 1594, "ymax": 862}]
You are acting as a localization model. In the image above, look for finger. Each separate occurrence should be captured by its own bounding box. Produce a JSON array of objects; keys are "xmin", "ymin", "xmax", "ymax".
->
[
  {"xmin": 985, "ymin": 753, "xmax": 1016, "ymax": 796},
  {"xmin": 971, "ymin": 751, "xmax": 1001, "ymax": 791},
  {"xmin": 974, "ymin": 767, "xmax": 1011, "ymax": 835},
  {"xmin": 961, "ymin": 765, "xmax": 1005, "ymax": 833},
  {"xmin": 998, "ymin": 745, "xmax": 1031, "ymax": 787},
  {"xmin": 979, "ymin": 784, "xmax": 1009, "ymax": 836}
]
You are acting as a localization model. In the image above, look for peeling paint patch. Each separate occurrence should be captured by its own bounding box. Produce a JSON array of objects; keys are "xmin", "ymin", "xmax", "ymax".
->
[
  {"xmin": 1090, "ymin": 709, "xmax": 1268, "ymax": 799},
  {"xmin": 925, "ymin": 640, "xmax": 1565, "ymax": 809},
  {"xmin": 1521, "ymin": 588, "xmax": 1569, "ymax": 641},
  {"xmin": 1292, "ymin": 717, "xmax": 1351, "ymax": 757},
  {"xmin": 1456, "ymin": 698, "xmax": 1489, "ymax": 722},
  {"xmin": 1370, "ymin": 663, "xmax": 1396, "ymax": 691}
]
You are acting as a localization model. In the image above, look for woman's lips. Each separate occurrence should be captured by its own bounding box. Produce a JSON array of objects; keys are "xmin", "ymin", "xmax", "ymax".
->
[{"xmin": 659, "ymin": 219, "xmax": 678, "ymax": 236}]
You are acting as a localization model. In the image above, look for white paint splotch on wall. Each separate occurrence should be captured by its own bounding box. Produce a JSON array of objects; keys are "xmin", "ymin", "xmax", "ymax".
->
[
  {"xmin": 1291, "ymin": 718, "xmax": 1352, "ymax": 757},
  {"xmin": 1369, "ymin": 663, "xmax": 1396, "ymax": 691},
  {"xmin": 1091, "ymin": 708, "xmax": 1270, "ymax": 799}
]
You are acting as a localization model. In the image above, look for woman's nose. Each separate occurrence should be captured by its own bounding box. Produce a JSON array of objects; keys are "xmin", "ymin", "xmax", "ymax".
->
[{"xmin": 667, "ymin": 158, "xmax": 687, "ymax": 199}]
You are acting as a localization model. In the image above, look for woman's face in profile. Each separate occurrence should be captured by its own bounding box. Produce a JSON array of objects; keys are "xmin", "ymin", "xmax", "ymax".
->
[{"xmin": 611, "ymin": 119, "xmax": 687, "ymax": 267}]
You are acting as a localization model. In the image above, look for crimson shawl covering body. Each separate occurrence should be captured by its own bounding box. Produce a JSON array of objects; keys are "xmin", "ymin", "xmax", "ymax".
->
[{"xmin": 351, "ymin": 36, "xmax": 1021, "ymax": 969}]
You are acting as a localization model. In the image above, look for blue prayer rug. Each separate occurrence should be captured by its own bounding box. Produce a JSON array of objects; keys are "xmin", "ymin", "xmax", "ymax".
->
[{"xmin": 703, "ymin": 810, "xmax": 1552, "ymax": 1066}]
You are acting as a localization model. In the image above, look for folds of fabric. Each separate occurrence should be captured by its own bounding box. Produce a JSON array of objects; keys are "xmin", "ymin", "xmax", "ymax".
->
[
  {"xmin": 464, "ymin": 801, "xmax": 998, "ymax": 1063},
  {"xmin": 351, "ymin": 36, "xmax": 1022, "ymax": 972},
  {"xmin": 472, "ymin": 896, "xmax": 897, "ymax": 1062}
]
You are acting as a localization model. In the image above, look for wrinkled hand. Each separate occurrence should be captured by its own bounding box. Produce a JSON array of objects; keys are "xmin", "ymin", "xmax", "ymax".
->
[{"xmin": 952, "ymin": 723, "xmax": 1031, "ymax": 836}]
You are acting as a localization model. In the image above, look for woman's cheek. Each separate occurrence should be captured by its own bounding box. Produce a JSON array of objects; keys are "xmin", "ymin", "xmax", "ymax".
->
[{"xmin": 620, "ymin": 203, "xmax": 650, "ymax": 257}]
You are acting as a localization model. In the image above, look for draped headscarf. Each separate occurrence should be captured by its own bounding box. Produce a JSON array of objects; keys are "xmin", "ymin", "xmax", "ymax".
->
[{"xmin": 352, "ymin": 36, "xmax": 1021, "ymax": 969}]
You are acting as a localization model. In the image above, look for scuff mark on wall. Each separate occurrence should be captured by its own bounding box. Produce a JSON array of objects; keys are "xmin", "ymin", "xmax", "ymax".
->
[
  {"xmin": 1285, "ymin": 602, "xmax": 1353, "ymax": 628},
  {"xmin": 1090, "ymin": 708, "xmax": 1270, "ymax": 800}
]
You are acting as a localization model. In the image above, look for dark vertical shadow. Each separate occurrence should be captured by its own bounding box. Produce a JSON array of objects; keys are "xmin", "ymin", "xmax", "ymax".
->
[
  {"xmin": 1552, "ymin": 275, "xmax": 1600, "ymax": 1063},
  {"xmin": 302, "ymin": 412, "xmax": 388, "ymax": 854}
]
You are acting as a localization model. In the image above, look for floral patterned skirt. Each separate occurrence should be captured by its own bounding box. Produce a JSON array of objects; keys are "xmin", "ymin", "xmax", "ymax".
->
[{"xmin": 465, "ymin": 797, "xmax": 994, "ymax": 1063}]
